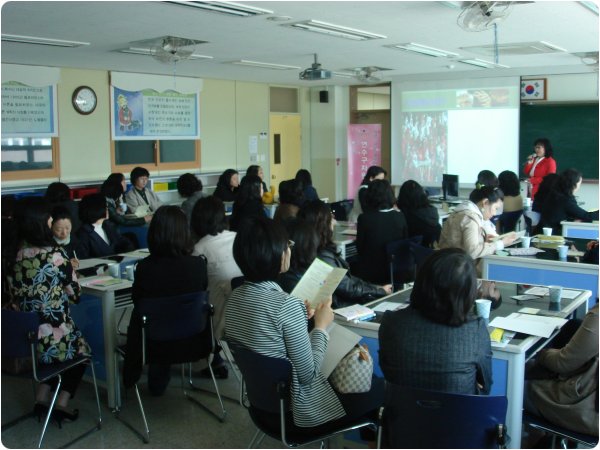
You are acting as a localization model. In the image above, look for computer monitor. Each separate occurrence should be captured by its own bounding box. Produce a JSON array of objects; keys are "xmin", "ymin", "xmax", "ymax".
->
[{"xmin": 442, "ymin": 174, "xmax": 459, "ymax": 199}]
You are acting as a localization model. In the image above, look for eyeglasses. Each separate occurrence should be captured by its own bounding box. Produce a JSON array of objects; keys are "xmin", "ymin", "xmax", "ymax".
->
[{"xmin": 288, "ymin": 240, "xmax": 295, "ymax": 249}]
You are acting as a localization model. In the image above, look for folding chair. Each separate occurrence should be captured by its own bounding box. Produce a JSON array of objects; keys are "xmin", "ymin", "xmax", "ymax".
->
[
  {"xmin": 114, "ymin": 290, "xmax": 226, "ymax": 443},
  {"xmin": 229, "ymin": 342, "xmax": 376, "ymax": 448},
  {"xmin": 1, "ymin": 309, "xmax": 102, "ymax": 449},
  {"xmin": 377, "ymin": 383, "xmax": 509, "ymax": 449},
  {"xmin": 523, "ymin": 412, "xmax": 598, "ymax": 449},
  {"xmin": 386, "ymin": 236, "xmax": 423, "ymax": 291}
]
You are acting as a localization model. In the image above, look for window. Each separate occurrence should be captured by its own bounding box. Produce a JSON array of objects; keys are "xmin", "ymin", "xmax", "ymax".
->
[
  {"xmin": 111, "ymin": 139, "xmax": 200, "ymax": 173},
  {"xmin": 1, "ymin": 136, "xmax": 60, "ymax": 180}
]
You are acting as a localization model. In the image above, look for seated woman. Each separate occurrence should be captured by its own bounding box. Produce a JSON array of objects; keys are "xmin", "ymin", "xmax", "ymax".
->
[
  {"xmin": 101, "ymin": 174, "xmax": 151, "ymax": 228},
  {"xmin": 532, "ymin": 173, "xmax": 559, "ymax": 214},
  {"xmin": 278, "ymin": 218, "xmax": 320, "ymax": 294},
  {"xmin": 177, "ymin": 173, "xmax": 205, "ymax": 226},
  {"xmin": 229, "ymin": 174, "xmax": 267, "ymax": 232},
  {"xmin": 355, "ymin": 179, "xmax": 408, "ymax": 285},
  {"xmin": 191, "ymin": 195, "xmax": 242, "ymax": 378},
  {"xmin": 539, "ymin": 168, "xmax": 599, "ymax": 235},
  {"xmin": 124, "ymin": 166, "xmax": 162, "ymax": 213},
  {"xmin": 299, "ymin": 200, "xmax": 391, "ymax": 307},
  {"xmin": 295, "ymin": 169, "xmax": 319, "ymax": 203},
  {"xmin": 439, "ymin": 186, "xmax": 516, "ymax": 275},
  {"xmin": 349, "ymin": 166, "xmax": 386, "ymax": 221},
  {"xmin": 246, "ymin": 164, "xmax": 268, "ymax": 193},
  {"xmin": 397, "ymin": 179, "xmax": 441, "ymax": 248},
  {"xmin": 213, "ymin": 169, "xmax": 239, "ymax": 203},
  {"xmin": 225, "ymin": 216, "xmax": 383, "ymax": 429},
  {"xmin": 45, "ymin": 181, "xmax": 80, "ymax": 230},
  {"xmin": 50, "ymin": 205, "xmax": 79, "ymax": 269},
  {"xmin": 379, "ymin": 248, "xmax": 492, "ymax": 394},
  {"xmin": 8, "ymin": 197, "xmax": 90, "ymax": 422},
  {"xmin": 123, "ymin": 205, "xmax": 209, "ymax": 396},
  {"xmin": 524, "ymin": 304, "xmax": 598, "ymax": 436},
  {"xmin": 475, "ymin": 170, "xmax": 500, "ymax": 235},
  {"xmin": 273, "ymin": 179, "xmax": 304, "ymax": 224},
  {"xmin": 75, "ymin": 193, "xmax": 134, "ymax": 258},
  {"xmin": 496, "ymin": 170, "xmax": 523, "ymax": 233}
]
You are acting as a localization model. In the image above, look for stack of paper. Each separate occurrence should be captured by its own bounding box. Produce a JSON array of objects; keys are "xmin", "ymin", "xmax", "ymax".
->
[
  {"xmin": 334, "ymin": 304, "xmax": 376, "ymax": 322},
  {"xmin": 489, "ymin": 313, "xmax": 567, "ymax": 338}
]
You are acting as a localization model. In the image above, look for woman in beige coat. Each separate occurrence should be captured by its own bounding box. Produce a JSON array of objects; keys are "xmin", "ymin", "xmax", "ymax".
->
[
  {"xmin": 524, "ymin": 304, "xmax": 599, "ymax": 436},
  {"xmin": 439, "ymin": 186, "xmax": 516, "ymax": 273}
]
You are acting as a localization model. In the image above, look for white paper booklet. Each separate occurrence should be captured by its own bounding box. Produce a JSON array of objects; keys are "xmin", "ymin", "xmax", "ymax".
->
[
  {"xmin": 334, "ymin": 304, "xmax": 376, "ymax": 322},
  {"xmin": 291, "ymin": 258, "xmax": 347, "ymax": 309},
  {"xmin": 320, "ymin": 323, "xmax": 362, "ymax": 378},
  {"xmin": 489, "ymin": 313, "xmax": 567, "ymax": 338}
]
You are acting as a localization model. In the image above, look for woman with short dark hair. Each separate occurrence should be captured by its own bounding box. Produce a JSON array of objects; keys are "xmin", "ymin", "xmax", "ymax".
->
[
  {"xmin": 295, "ymin": 169, "xmax": 319, "ymax": 203},
  {"xmin": 101, "ymin": 175, "xmax": 151, "ymax": 228},
  {"xmin": 225, "ymin": 216, "xmax": 384, "ymax": 430},
  {"xmin": 497, "ymin": 170, "xmax": 523, "ymax": 233},
  {"xmin": 273, "ymin": 179, "xmax": 304, "ymax": 223},
  {"xmin": 125, "ymin": 166, "xmax": 162, "ymax": 213},
  {"xmin": 8, "ymin": 197, "xmax": 90, "ymax": 422},
  {"xmin": 540, "ymin": 168, "xmax": 598, "ymax": 235},
  {"xmin": 44, "ymin": 181, "xmax": 80, "ymax": 231},
  {"xmin": 350, "ymin": 166, "xmax": 387, "ymax": 220},
  {"xmin": 75, "ymin": 193, "xmax": 134, "ymax": 258},
  {"xmin": 397, "ymin": 179, "xmax": 441, "ymax": 248},
  {"xmin": 355, "ymin": 179, "xmax": 408, "ymax": 285},
  {"xmin": 229, "ymin": 174, "xmax": 267, "ymax": 232},
  {"xmin": 177, "ymin": 173, "xmax": 205, "ymax": 225},
  {"xmin": 299, "ymin": 200, "xmax": 391, "ymax": 307},
  {"xmin": 213, "ymin": 169, "xmax": 239, "ymax": 203},
  {"xmin": 123, "ymin": 205, "xmax": 209, "ymax": 395},
  {"xmin": 524, "ymin": 137, "xmax": 557, "ymax": 199},
  {"xmin": 379, "ymin": 248, "xmax": 492, "ymax": 394}
]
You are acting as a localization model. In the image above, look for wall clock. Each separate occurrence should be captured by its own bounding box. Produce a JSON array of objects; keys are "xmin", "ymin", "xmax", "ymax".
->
[{"xmin": 72, "ymin": 86, "xmax": 97, "ymax": 115}]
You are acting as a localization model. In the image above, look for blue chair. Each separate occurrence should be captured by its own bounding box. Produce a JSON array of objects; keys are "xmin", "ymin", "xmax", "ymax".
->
[
  {"xmin": 228, "ymin": 343, "xmax": 376, "ymax": 448},
  {"xmin": 377, "ymin": 384, "xmax": 508, "ymax": 449},
  {"xmin": 1, "ymin": 309, "xmax": 102, "ymax": 448},
  {"xmin": 115, "ymin": 290, "xmax": 226, "ymax": 443},
  {"xmin": 523, "ymin": 412, "xmax": 598, "ymax": 449},
  {"xmin": 409, "ymin": 241, "xmax": 435, "ymax": 274},
  {"xmin": 386, "ymin": 236, "xmax": 423, "ymax": 291}
]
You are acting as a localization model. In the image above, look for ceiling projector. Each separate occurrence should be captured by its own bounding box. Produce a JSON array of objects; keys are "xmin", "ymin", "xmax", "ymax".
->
[{"xmin": 299, "ymin": 54, "xmax": 331, "ymax": 80}]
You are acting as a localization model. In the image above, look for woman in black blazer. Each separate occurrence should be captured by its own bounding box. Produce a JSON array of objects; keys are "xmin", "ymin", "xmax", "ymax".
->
[
  {"xmin": 397, "ymin": 180, "xmax": 441, "ymax": 248},
  {"xmin": 356, "ymin": 180, "xmax": 408, "ymax": 285},
  {"xmin": 540, "ymin": 168, "xmax": 598, "ymax": 235},
  {"xmin": 229, "ymin": 174, "xmax": 267, "ymax": 232},
  {"xmin": 123, "ymin": 205, "xmax": 209, "ymax": 395},
  {"xmin": 75, "ymin": 193, "xmax": 134, "ymax": 259}
]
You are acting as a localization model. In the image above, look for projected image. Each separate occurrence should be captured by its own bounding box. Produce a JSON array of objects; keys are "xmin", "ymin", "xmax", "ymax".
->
[
  {"xmin": 456, "ymin": 88, "xmax": 510, "ymax": 108},
  {"xmin": 400, "ymin": 111, "xmax": 448, "ymax": 184}
]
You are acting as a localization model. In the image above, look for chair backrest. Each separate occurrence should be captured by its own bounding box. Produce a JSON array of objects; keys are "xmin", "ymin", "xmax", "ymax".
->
[
  {"xmin": 138, "ymin": 291, "xmax": 210, "ymax": 342},
  {"xmin": 330, "ymin": 199, "xmax": 354, "ymax": 222},
  {"xmin": 381, "ymin": 384, "xmax": 508, "ymax": 449},
  {"xmin": 409, "ymin": 242, "xmax": 435, "ymax": 274},
  {"xmin": 228, "ymin": 343, "xmax": 292, "ymax": 414},
  {"xmin": 2, "ymin": 309, "xmax": 39, "ymax": 359},
  {"xmin": 386, "ymin": 236, "xmax": 423, "ymax": 287},
  {"xmin": 498, "ymin": 210, "xmax": 524, "ymax": 234}
]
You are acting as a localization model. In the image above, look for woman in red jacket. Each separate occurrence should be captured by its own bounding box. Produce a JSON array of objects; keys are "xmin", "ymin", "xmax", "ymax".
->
[{"xmin": 524, "ymin": 138, "xmax": 557, "ymax": 199}]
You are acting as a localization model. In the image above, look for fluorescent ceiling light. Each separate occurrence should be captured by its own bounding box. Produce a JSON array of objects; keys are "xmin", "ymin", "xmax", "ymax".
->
[
  {"xmin": 231, "ymin": 60, "xmax": 300, "ymax": 70},
  {"xmin": 284, "ymin": 20, "xmax": 386, "ymax": 41},
  {"xmin": 120, "ymin": 47, "xmax": 213, "ymax": 60},
  {"xmin": 458, "ymin": 58, "xmax": 510, "ymax": 69},
  {"xmin": 165, "ymin": 1, "xmax": 273, "ymax": 17},
  {"xmin": 385, "ymin": 42, "xmax": 458, "ymax": 58},
  {"xmin": 1, "ymin": 34, "xmax": 89, "ymax": 48}
]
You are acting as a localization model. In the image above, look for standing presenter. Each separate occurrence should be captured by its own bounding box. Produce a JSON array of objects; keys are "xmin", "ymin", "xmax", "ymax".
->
[{"xmin": 524, "ymin": 138, "xmax": 557, "ymax": 199}]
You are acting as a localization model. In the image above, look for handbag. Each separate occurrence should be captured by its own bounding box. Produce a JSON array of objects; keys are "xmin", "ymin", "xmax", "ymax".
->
[{"xmin": 329, "ymin": 344, "xmax": 373, "ymax": 394}]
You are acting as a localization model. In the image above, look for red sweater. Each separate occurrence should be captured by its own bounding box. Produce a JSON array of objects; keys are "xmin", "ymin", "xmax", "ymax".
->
[{"xmin": 524, "ymin": 156, "xmax": 557, "ymax": 198}]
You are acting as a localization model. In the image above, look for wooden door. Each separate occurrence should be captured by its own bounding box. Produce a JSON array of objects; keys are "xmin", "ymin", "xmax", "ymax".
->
[{"xmin": 269, "ymin": 114, "xmax": 301, "ymax": 194}]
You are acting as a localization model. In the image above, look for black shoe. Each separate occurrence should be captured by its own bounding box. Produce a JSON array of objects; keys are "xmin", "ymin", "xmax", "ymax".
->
[
  {"xmin": 199, "ymin": 365, "xmax": 228, "ymax": 380},
  {"xmin": 33, "ymin": 403, "xmax": 49, "ymax": 422},
  {"xmin": 53, "ymin": 408, "xmax": 79, "ymax": 429}
]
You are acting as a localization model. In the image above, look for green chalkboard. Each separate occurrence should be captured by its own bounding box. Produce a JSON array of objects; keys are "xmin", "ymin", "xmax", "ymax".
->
[{"xmin": 519, "ymin": 103, "xmax": 599, "ymax": 180}]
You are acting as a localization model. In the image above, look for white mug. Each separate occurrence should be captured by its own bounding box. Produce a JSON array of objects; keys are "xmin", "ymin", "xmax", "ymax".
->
[
  {"xmin": 557, "ymin": 245, "xmax": 568, "ymax": 259},
  {"xmin": 125, "ymin": 264, "xmax": 135, "ymax": 281},
  {"xmin": 521, "ymin": 236, "xmax": 532, "ymax": 249},
  {"xmin": 542, "ymin": 227, "xmax": 553, "ymax": 236},
  {"xmin": 107, "ymin": 263, "xmax": 120, "ymax": 278},
  {"xmin": 475, "ymin": 299, "xmax": 492, "ymax": 320}
]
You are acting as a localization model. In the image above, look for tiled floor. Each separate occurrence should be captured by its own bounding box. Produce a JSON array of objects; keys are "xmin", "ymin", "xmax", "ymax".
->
[{"xmin": 1, "ymin": 363, "xmax": 369, "ymax": 449}]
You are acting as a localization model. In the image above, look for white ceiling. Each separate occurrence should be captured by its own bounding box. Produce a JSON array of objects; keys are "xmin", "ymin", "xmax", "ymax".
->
[{"xmin": 1, "ymin": 1, "xmax": 598, "ymax": 86}]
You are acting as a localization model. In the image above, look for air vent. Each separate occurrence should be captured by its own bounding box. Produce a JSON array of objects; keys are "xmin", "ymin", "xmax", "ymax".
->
[{"xmin": 461, "ymin": 41, "xmax": 567, "ymax": 57}]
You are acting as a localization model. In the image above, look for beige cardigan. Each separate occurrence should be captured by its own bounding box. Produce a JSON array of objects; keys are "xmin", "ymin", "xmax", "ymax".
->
[{"xmin": 526, "ymin": 305, "xmax": 599, "ymax": 436}]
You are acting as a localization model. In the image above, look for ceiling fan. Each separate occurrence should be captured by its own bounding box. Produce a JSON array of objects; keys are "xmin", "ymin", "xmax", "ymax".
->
[
  {"xmin": 457, "ymin": 1, "xmax": 517, "ymax": 32},
  {"xmin": 354, "ymin": 67, "xmax": 384, "ymax": 84},
  {"xmin": 150, "ymin": 36, "xmax": 196, "ymax": 64}
]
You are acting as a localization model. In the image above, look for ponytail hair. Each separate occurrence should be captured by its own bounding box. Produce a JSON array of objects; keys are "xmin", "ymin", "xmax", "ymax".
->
[{"xmin": 469, "ymin": 185, "xmax": 504, "ymax": 204}]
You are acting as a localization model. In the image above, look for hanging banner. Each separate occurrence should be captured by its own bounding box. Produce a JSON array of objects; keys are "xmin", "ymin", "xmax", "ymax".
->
[
  {"xmin": 110, "ymin": 86, "xmax": 199, "ymax": 140},
  {"xmin": 347, "ymin": 124, "xmax": 382, "ymax": 198},
  {"xmin": 1, "ymin": 82, "xmax": 58, "ymax": 137}
]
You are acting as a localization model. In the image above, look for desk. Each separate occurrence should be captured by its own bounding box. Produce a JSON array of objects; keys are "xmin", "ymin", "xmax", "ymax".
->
[
  {"xmin": 482, "ymin": 238, "xmax": 598, "ymax": 308},
  {"xmin": 561, "ymin": 221, "xmax": 599, "ymax": 240},
  {"xmin": 333, "ymin": 222, "xmax": 357, "ymax": 260},
  {"xmin": 336, "ymin": 282, "xmax": 590, "ymax": 449}
]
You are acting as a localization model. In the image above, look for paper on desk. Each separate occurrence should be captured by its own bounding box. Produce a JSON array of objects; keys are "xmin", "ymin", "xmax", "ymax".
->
[
  {"xmin": 291, "ymin": 258, "xmax": 347, "ymax": 309},
  {"xmin": 79, "ymin": 276, "xmax": 123, "ymax": 287},
  {"xmin": 320, "ymin": 323, "xmax": 362, "ymax": 378},
  {"xmin": 489, "ymin": 313, "xmax": 567, "ymax": 338},
  {"xmin": 492, "ymin": 230, "xmax": 526, "ymax": 242},
  {"xmin": 372, "ymin": 301, "xmax": 409, "ymax": 313},
  {"xmin": 77, "ymin": 258, "xmax": 111, "ymax": 270},
  {"xmin": 524, "ymin": 287, "xmax": 581, "ymax": 299},
  {"xmin": 519, "ymin": 307, "xmax": 541, "ymax": 314}
]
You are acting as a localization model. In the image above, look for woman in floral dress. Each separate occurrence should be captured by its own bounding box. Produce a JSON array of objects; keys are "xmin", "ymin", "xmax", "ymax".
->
[{"xmin": 8, "ymin": 196, "xmax": 90, "ymax": 423}]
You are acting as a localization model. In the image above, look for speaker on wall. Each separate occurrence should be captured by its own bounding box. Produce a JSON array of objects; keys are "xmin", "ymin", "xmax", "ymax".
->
[{"xmin": 319, "ymin": 90, "xmax": 329, "ymax": 103}]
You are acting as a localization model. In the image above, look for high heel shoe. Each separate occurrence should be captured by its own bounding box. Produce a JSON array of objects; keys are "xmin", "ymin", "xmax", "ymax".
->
[
  {"xmin": 33, "ymin": 403, "xmax": 49, "ymax": 422},
  {"xmin": 53, "ymin": 408, "xmax": 79, "ymax": 428}
]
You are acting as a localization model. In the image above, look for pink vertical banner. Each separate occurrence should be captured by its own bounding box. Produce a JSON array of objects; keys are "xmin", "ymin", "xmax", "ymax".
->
[{"xmin": 347, "ymin": 124, "xmax": 382, "ymax": 198}]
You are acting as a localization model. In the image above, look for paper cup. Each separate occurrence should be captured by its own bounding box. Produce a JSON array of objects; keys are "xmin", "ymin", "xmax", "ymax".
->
[
  {"xmin": 548, "ymin": 285, "xmax": 562, "ymax": 303},
  {"xmin": 524, "ymin": 197, "xmax": 532, "ymax": 208},
  {"xmin": 542, "ymin": 227, "xmax": 553, "ymax": 236},
  {"xmin": 475, "ymin": 299, "xmax": 492, "ymax": 320},
  {"xmin": 125, "ymin": 264, "xmax": 135, "ymax": 281},
  {"xmin": 557, "ymin": 245, "xmax": 568, "ymax": 259},
  {"xmin": 521, "ymin": 236, "xmax": 532, "ymax": 249},
  {"xmin": 107, "ymin": 262, "xmax": 120, "ymax": 278}
]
